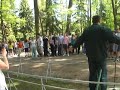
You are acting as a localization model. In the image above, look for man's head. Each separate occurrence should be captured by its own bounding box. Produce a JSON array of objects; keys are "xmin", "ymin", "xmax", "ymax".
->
[{"xmin": 92, "ymin": 15, "xmax": 101, "ymax": 24}]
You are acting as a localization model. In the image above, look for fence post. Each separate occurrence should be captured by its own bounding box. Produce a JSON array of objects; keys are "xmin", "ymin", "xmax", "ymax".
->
[
  {"xmin": 96, "ymin": 69, "xmax": 102, "ymax": 90},
  {"xmin": 41, "ymin": 78, "xmax": 46, "ymax": 90},
  {"xmin": 17, "ymin": 54, "xmax": 23, "ymax": 77},
  {"xmin": 46, "ymin": 57, "xmax": 52, "ymax": 82},
  {"xmin": 7, "ymin": 73, "xmax": 17, "ymax": 90}
]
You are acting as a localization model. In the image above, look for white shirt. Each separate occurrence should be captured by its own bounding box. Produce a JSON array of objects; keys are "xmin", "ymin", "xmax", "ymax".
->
[
  {"xmin": 14, "ymin": 42, "xmax": 18, "ymax": 48},
  {"xmin": 31, "ymin": 40, "xmax": 36, "ymax": 48},
  {"xmin": 116, "ymin": 32, "xmax": 120, "ymax": 37},
  {"xmin": 0, "ymin": 70, "xmax": 8, "ymax": 90},
  {"xmin": 58, "ymin": 35, "xmax": 64, "ymax": 44},
  {"xmin": 37, "ymin": 36, "xmax": 43, "ymax": 47},
  {"xmin": 68, "ymin": 35, "xmax": 72, "ymax": 43}
]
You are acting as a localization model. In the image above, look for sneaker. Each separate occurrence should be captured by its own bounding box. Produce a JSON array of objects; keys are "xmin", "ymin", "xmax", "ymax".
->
[
  {"xmin": 116, "ymin": 58, "xmax": 119, "ymax": 61},
  {"xmin": 114, "ymin": 57, "xmax": 119, "ymax": 62},
  {"xmin": 63, "ymin": 54, "xmax": 66, "ymax": 56},
  {"xmin": 67, "ymin": 54, "xmax": 69, "ymax": 56}
]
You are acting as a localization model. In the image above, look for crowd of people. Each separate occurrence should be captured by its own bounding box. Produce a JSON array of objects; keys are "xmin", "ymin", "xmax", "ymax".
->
[
  {"xmin": 0, "ymin": 15, "xmax": 120, "ymax": 90},
  {"xmin": 108, "ymin": 28, "xmax": 120, "ymax": 60},
  {"xmin": 1, "ymin": 29, "xmax": 120, "ymax": 60},
  {"xmin": 1, "ymin": 33, "xmax": 86, "ymax": 58}
]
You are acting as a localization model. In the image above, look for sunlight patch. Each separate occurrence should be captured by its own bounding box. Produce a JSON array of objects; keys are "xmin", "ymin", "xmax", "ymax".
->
[
  {"xmin": 81, "ymin": 69, "xmax": 89, "ymax": 72},
  {"xmin": 116, "ymin": 65, "xmax": 120, "ymax": 68},
  {"xmin": 7, "ymin": 82, "xmax": 19, "ymax": 87},
  {"xmin": 32, "ymin": 63, "xmax": 45, "ymax": 68},
  {"xmin": 107, "ymin": 87, "xmax": 120, "ymax": 90},
  {"xmin": 107, "ymin": 65, "xmax": 114, "ymax": 68},
  {"xmin": 54, "ymin": 59, "xmax": 68, "ymax": 61},
  {"xmin": 12, "ymin": 64, "xmax": 20, "ymax": 67}
]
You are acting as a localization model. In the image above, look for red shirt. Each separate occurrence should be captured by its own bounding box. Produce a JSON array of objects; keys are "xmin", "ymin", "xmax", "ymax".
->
[{"xmin": 18, "ymin": 41, "xmax": 23, "ymax": 48}]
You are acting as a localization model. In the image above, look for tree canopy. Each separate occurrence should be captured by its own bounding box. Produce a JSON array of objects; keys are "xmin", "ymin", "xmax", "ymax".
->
[{"xmin": 0, "ymin": 0, "xmax": 120, "ymax": 41}]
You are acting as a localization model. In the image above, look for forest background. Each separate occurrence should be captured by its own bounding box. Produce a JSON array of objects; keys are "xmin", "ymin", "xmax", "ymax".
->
[{"xmin": 0, "ymin": 0, "xmax": 120, "ymax": 41}]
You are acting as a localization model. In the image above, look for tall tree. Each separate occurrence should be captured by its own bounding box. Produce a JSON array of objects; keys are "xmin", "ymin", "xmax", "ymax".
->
[
  {"xmin": 77, "ymin": 0, "xmax": 87, "ymax": 33},
  {"xmin": 89, "ymin": 0, "xmax": 92, "ymax": 25},
  {"xmin": 0, "ymin": 0, "xmax": 17, "ymax": 41},
  {"xmin": 0, "ymin": 0, "xmax": 4, "ymax": 41},
  {"xmin": 38, "ymin": 0, "xmax": 46, "ymax": 35},
  {"xmin": 46, "ymin": 0, "xmax": 53, "ymax": 34},
  {"xmin": 66, "ymin": 0, "xmax": 73, "ymax": 33},
  {"xmin": 19, "ymin": 0, "xmax": 34, "ymax": 39},
  {"xmin": 111, "ymin": 0, "xmax": 117, "ymax": 30},
  {"xmin": 86, "ymin": 0, "xmax": 92, "ymax": 26},
  {"xmin": 34, "ymin": 0, "xmax": 39, "ymax": 37}
]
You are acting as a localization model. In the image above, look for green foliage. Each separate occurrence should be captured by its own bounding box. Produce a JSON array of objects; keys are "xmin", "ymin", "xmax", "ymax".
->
[
  {"xmin": 38, "ymin": 0, "xmax": 46, "ymax": 10},
  {"xmin": 0, "ymin": 0, "xmax": 120, "ymax": 41},
  {"xmin": 0, "ymin": 0, "xmax": 17, "ymax": 41},
  {"xmin": 19, "ymin": 0, "xmax": 34, "ymax": 38}
]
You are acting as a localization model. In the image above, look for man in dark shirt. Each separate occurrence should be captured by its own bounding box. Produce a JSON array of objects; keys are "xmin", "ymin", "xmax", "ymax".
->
[
  {"xmin": 52, "ymin": 34, "xmax": 58, "ymax": 56},
  {"xmin": 43, "ymin": 36, "xmax": 49, "ymax": 56},
  {"xmin": 74, "ymin": 15, "xmax": 120, "ymax": 90}
]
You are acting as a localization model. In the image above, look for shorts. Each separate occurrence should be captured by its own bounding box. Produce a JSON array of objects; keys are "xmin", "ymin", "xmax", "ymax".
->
[
  {"xmin": 113, "ymin": 44, "xmax": 120, "ymax": 52},
  {"xmin": 63, "ymin": 44, "xmax": 68, "ymax": 50}
]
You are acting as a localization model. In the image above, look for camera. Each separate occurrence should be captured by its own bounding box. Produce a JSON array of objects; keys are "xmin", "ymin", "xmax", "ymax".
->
[{"xmin": 0, "ymin": 43, "xmax": 4, "ymax": 53}]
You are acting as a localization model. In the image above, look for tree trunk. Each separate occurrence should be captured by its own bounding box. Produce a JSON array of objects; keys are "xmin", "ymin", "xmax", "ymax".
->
[
  {"xmin": 34, "ymin": 0, "xmax": 39, "ymax": 38},
  {"xmin": 66, "ymin": 0, "xmax": 72, "ymax": 34},
  {"xmin": 1, "ymin": 0, "xmax": 3, "ymax": 42},
  {"xmin": 99, "ymin": 0, "xmax": 103, "ymax": 17},
  {"xmin": 46, "ymin": 0, "xmax": 52, "ymax": 35},
  {"xmin": 111, "ymin": 0, "xmax": 117, "ymax": 30},
  {"xmin": 39, "ymin": 16, "xmax": 44, "ymax": 35},
  {"xmin": 89, "ymin": 0, "xmax": 92, "ymax": 25},
  {"xmin": 87, "ymin": 0, "xmax": 91, "ymax": 26}
]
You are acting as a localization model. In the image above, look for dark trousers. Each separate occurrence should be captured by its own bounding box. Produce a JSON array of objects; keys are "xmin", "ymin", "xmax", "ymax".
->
[
  {"xmin": 58, "ymin": 44, "xmax": 63, "ymax": 56},
  {"xmin": 76, "ymin": 46, "xmax": 80, "ymax": 54},
  {"xmin": 88, "ymin": 57, "xmax": 107, "ymax": 90},
  {"xmin": 44, "ymin": 46, "xmax": 48, "ymax": 56},
  {"xmin": 50, "ymin": 44, "xmax": 57, "ymax": 56},
  {"xmin": 50, "ymin": 44, "xmax": 54, "ymax": 56}
]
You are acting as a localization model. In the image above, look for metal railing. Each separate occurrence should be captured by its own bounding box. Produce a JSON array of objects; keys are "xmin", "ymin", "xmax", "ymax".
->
[{"xmin": 5, "ymin": 71, "xmax": 120, "ymax": 90}]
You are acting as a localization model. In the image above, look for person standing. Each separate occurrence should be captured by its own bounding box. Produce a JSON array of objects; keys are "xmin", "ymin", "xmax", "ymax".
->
[
  {"xmin": 114, "ymin": 28, "xmax": 120, "ymax": 61},
  {"xmin": 63, "ymin": 33, "xmax": 69, "ymax": 56},
  {"xmin": 71, "ymin": 34, "xmax": 76, "ymax": 54},
  {"xmin": 52, "ymin": 34, "xmax": 58, "ymax": 56},
  {"xmin": 17, "ymin": 40, "xmax": 24, "ymax": 57},
  {"xmin": 58, "ymin": 33, "xmax": 64, "ymax": 56},
  {"xmin": 43, "ymin": 36, "xmax": 49, "ymax": 56},
  {"xmin": 8, "ymin": 41, "xmax": 14, "ymax": 57},
  {"xmin": 49, "ymin": 35, "xmax": 54, "ymax": 56},
  {"xmin": 74, "ymin": 15, "xmax": 120, "ymax": 90},
  {"xmin": 24, "ymin": 39, "xmax": 29, "ymax": 57},
  {"xmin": 36, "ymin": 34, "xmax": 44, "ymax": 57},
  {"xmin": 13, "ymin": 41, "xmax": 18, "ymax": 56},
  {"xmin": 0, "ymin": 44, "xmax": 9, "ymax": 90},
  {"xmin": 31, "ymin": 37, "xmax": 37, "ymax": 58},
  {"xmin": 75, "ymin": 34, "xmax": 81, "ymax": 54}
]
